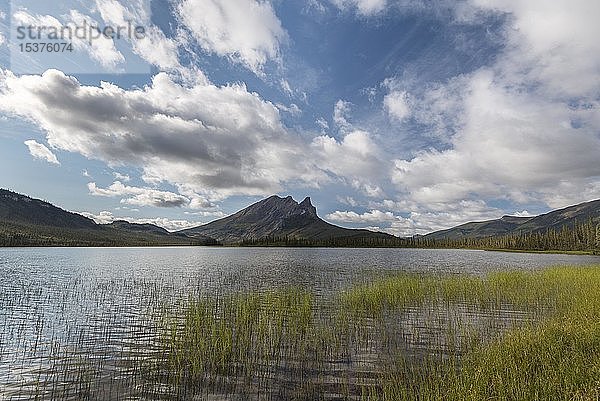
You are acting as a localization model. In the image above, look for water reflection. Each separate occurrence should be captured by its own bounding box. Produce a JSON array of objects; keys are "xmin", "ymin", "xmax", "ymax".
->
[{"xmin": 0, "ymin": 247, "xmax": 598, "ymax": 399}]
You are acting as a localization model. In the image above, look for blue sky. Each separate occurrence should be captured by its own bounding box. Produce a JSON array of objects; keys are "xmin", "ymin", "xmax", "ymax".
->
[{"xmin": 0, "ymin": 0, "xmax": 599, "ymax": 234}]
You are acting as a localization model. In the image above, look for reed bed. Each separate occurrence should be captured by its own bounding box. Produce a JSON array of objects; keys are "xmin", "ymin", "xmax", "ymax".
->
[
  {"xmin": 3, "ymin": 264, "xmax": 600, "ymax": 400},
  {"xmin": 162, "ymin": 265, "xmax": 600, "ymax": 400}
]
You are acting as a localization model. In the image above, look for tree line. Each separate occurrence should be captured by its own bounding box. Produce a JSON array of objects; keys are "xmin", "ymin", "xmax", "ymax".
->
[{"xmin": 239, "ymin": 219, "xmax": 600, "ymax": 253}]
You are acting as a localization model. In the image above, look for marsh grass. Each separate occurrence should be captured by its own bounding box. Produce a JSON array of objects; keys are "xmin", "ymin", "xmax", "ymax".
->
[
  {"xmin": 4, "ymin": 264, "xmax": 600, "ymax": 400},
  {"xmin": 162, "ymin": 288, "xmax": 358, "ymax": 399},
  {"xmin": 163, "ymin": 265, "xmax": 600, "ymax": 400}
]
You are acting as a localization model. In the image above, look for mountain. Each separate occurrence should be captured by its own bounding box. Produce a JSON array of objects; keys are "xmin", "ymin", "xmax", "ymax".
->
[
  {"xmin": 0, "ymin": 189, "xmax": 215, "ymax": 247},
  {"xmin": 0, "ymin": 189, "xmax": 97, "ymax": 229},
  {"xmin": 107, "ymin": 220, "xmax": 171, "ymax": 236},
  {"xmin": 425, "ymin": 199, "xmax": 600, "ymax": 240},
  {"xmin": 180, "ymin": 195, "xmax": 394, "ymax": 244},
  {"xmin": 424, "ymin": 216, "xmax": 533, "ymax": 241},
  {"xmin": 5, "ymin": 187, "xmax": 596, "ymax": 249}
]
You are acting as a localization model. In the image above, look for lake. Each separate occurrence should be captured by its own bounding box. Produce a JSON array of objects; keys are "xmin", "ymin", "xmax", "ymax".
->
[{"xmin": 1, "ymin": 247, "xmax": 598, "ymax": 400}]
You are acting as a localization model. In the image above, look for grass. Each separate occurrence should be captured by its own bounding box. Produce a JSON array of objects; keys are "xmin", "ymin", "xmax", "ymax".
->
[
  {"xmin": 162, "ymin": 289, "xmax": 350, "ymax": 398},
  {"xmin": 5, "ymin": 262, "xmax": 600, "ymax": 399},
  {"xmin": 162, "ymin": 265, "xmax": 600, "ymax": 400},
  {"xmin": 489, "ymin": 248, "xmax": 598, "ymax": 255}
]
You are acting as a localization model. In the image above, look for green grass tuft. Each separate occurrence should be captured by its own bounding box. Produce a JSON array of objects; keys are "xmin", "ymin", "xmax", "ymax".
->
[{"xmin": 161, "ymin": 265, "xmax": 600, "ymax": 400}]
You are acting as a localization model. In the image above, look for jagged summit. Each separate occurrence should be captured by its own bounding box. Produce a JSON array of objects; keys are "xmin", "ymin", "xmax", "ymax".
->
[
  {"xmin": 234, "ymin": 195, "xmax": 318, "ymax": 222},
  {"xmin": 299, "ymin": 197, "xmax": 317, "ymax": 216},
  {"xmin": 181, "ymin": 194, "xmax": 391, "ymax": 244}
]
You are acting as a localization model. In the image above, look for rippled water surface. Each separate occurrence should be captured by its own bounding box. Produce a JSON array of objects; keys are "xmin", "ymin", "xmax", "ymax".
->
[{"xmin": 1, "ymin": 247, "xmax": 598, "ymax": 400}]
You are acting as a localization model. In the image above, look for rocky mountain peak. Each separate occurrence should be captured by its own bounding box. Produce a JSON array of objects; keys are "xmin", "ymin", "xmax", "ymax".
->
[
  {"xmin": 298, "ymin": 197, "xmax": 317, "ymax": 216},
  {"xmin": 180, "ymin": 194, "xmax": 394, "ymax": 243}
]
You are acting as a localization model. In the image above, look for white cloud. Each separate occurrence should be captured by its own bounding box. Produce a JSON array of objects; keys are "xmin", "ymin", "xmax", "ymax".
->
[
  {"xmin": 184, "ymin": 210, "xmax": 227, "ymax": 219},
  {"xmin": 331, "ymin": 0, "xmax": 387, "ymax": 15},
  {"xmin": 304, "ymin": 0, "xmax": 327, "ymax": 14},
  {"xmin": 311, "ymin": 129, "xmax": 388, "ymax": 195},
  {"xmin": 66, "ymin": 10, "xmax": 126, "ymax": 69},
  {"xmin": 513, "ymin": 210, "xmax": 534, "ymax": 218},
  {"xmin": 340, "ymin": 199, "xmax": 504, "ymax": 236},
  {"xmin": 392, "ymin": 69, "xmax": 600, "ymax": 208},
  {"xmin": 470, "ymin": 0, "xmax": 600, "ymax": 98},
  {"xmin": 0, "ymin": 69, "xmax": 398, "ymax": 203},
  {"xmin": 0, "ymin": 69, "xmax": 334, "ymax": 201},
  {"xmin": 316, "ymin": 117, "xmax": 329, "ymax": 131},
  {"xmin": 275, "ymin": 102, "xmax": 302, "ymax": 116},
  {"xmin": 88, "ymin": 181, "xmax": 191, "ymax": 208},
  {"xmin": 387, "ymin": 0, "xmax": 600, "ymax": 211},
  {"xmin": 113, "ymin": 172, "xmax": 130, "ymax": 182},
  {"xmin": 80, "ymin": 210, "xmax": 204, "ymax": 231},
  {"xmin": 175, "ymin": 0, "xmax": 286, "ymax": 75},
  {"xmin": 337, "ymin": 195, "xmax": 358, "ymax": 207},
  {"xmin": 24, "ymin": 140, "xmax": 60, "ymax": 165},
  {"xmin": 383, "ymin": 90, "xmax": 410, "ymax": 121},
  {"xmin": 280, "ymin": 79, "xmax": 293, "ymax": 96},
  {"xmin": 326, "ymin": 209, "xmax": 397, "ymax": 224},
  {"xmin": 80, "ymin": 210, "xmax": 116, "ymax": 225},
  {"xmin": 333, "ymin": 99, "xmax": 352, "ymax": 130},
  {"xmin": 94, "ymin": 0, "xmax": 186, "ymax": 75}
]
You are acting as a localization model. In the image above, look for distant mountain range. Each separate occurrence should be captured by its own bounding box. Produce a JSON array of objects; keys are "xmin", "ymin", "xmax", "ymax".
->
[
  {"xmin": 1, "ymin": 188, "xmax": 598, "ymax": 247},
  {"xmin": 0, "ymin": 189, "xmax": 215, "ymax": 246},
  {"xmin": 425, "ymin": 199, "xmax": 600, "ymax": 240},
  {"xmin": 0, "ymin": 190, "xmax": 392, "ymax": 246},
  {"xmin": 181, "ymin": 195, "xmax": 393, "ymax": 244}
]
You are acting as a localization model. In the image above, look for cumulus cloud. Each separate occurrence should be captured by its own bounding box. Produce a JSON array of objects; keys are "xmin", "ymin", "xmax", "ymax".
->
[
  {"xmin": 392, "ymin": 70, "xmax": 600, "ymax": 208},
  {"xmin": 475, "ymin": 0, "xmax": 600, "ymax": 98},
  {"xmin": 94, "ymin": 0, "xmax": 186, "ymax": 75},
  {"xmin": 311, "ymin": 129, "xmax": 388, "ymax": 196},
  {"xmin": 175, "ymin": 0, "xmax": 286, "ymax": 75},
  {"xmin": 88, "ymin": 181, "xmax": 191, "ymax": 208},
  {"xmin": 383, "ymin": 90, "xmax": 410, "ymax": 121},
  {"xmin": 24, "ymin": 140, "xmax": 60, "ymax": 165},
  {"xmin": 333, "ymin": 99, "xmax": 352, "ymax": 130},
  {"xmin": 513, "ymin": 210, "xmax": 534, "ymax": 218},
  {"xmin": 0, "ymin": 67, "xmax": 394, "ymax": 204},
  {"xmin": 326, "ymin": 209, "xmax": 397, "ymax": 224},
  {"xmin": 0, "ymin": 69, "xmax": 337, "ymax": 200},
  {"xmin": 80, "ymin": 210, "xmax": 205, "ymax": 232},
  {"xmin": 388, "ymin": 0, "xmax": 600, "ymax": 210},
  {"xmin": 331, "ymin": 199, "xmax": 504, "ymax": 236}
]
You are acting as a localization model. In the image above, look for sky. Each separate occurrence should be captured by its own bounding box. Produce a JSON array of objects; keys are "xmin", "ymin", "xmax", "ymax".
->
[{"xmin": 0, "ymin": 0, "xmax": 598, "ymax": 235}]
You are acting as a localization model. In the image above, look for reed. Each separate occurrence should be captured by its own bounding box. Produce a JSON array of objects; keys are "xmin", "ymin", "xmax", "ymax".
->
[
  {"xmin": 5, "ymin": 263, "xmax": 600, "ymax": 400},
  {"xmin": 163, "ymin": 265, "xmax": 600, "ymax": 400}
]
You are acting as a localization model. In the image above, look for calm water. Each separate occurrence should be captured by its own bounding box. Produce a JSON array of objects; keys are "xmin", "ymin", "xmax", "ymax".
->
[{"xmin": 0, "ymin": 247, "xmax": 598, "ymax": 400}]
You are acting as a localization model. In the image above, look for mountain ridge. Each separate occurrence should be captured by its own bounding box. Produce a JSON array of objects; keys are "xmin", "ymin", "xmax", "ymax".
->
[
  {"xmin": 425, "ymin": 199, "xmax": 600, "ymax": 240},
  {"xmin": 1, "ymin": 187, "xmax": 598, "ymax": 248},
  {"xmin": 180, "ymin": 195, "xmax": 394, "ymax": 244},
  {"xmin": 0, "ymin": 189, "xmax": 215, "ymax": 246}
]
